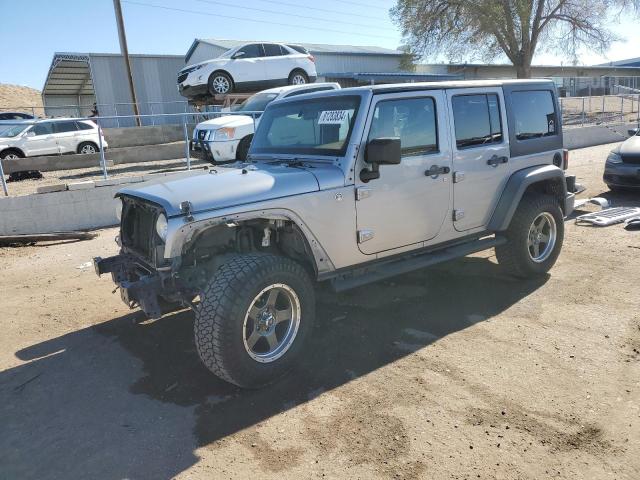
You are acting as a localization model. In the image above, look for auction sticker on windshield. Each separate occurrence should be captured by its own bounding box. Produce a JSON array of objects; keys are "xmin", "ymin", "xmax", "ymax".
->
[{"xmin": 318, "ymin": 110, "xmax": 349, "ymax": 125}]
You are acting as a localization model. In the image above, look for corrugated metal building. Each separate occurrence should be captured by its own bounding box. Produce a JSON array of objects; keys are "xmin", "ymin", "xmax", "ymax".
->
[
  {"xmin": 43, "ymin": 52, "xmax": 187, "ymax": 127},
  {"xmin": 185, "ymin": 39, "xmax": 405, "ymax": 82},
  {"xmin": 416, "ymin": 63, "xmax": 640, "ymax": 96}
]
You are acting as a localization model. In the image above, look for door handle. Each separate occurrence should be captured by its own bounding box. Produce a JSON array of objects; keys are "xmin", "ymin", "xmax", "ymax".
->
[
  {"xmin": 425, "ymin": 165, "xmax": 450, "ymax": 177},
  {"xmin": 487, "ymin": 155, "xmax": 509, "ymax": 167}
]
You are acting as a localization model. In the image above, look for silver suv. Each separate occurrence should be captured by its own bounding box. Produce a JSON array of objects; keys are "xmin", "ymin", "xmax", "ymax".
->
[{"xmin": 94, "ymin": 79, "xmax": 575, "ymax": 388}]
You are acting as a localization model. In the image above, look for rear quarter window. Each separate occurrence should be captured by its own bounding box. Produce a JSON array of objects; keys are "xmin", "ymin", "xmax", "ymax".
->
[{"xmin": 511, "ymin": 90, "xmax": 557, "ymax": 140}]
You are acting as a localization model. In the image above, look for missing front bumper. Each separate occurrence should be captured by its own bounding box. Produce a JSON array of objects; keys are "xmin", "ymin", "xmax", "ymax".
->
[{"xmin": 93, "ymin": 255, "xmax": 164, "ymax": 319}]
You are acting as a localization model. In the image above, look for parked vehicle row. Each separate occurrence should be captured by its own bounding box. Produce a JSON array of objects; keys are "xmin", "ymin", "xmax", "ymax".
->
[
  {"xmin": 190, "ymin": 82, "xmax": 340, "ymax": 162},
  {"xmin": 0, "ymin": 118, "xmax": 107, "ymax": 160},
  {"xmin": 177, "ymin": 42, "xmax": 318, "ymax": 99},
  {"xmin": 94, "ymin": 79, "xmax": 577, "ymax": 389}
]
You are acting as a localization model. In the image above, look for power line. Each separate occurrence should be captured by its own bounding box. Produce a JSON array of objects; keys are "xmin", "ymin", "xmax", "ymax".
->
[
  {"xmin": 121, "ymin": 0, "xmax": 399, "ymax": 41},
  {"xmin": 193, "ymin": 0, "xmax": 394, "ymax": 31},
  {"xmin": 253, "ymin": 0, "xmax": 389, "ymax": 21},
  {"xmin": 333, "ymin": 0, "xmax": 392, "ymax": 10}
]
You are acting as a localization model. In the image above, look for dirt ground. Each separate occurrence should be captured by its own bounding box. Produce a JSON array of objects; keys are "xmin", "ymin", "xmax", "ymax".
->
[
  {"xmin": 0, "ymin": 83, "xmax": 43, "ymax": 114},
  {"xmin": 0, "ymin": 142, "xmax": 639, "ymax": 480}
]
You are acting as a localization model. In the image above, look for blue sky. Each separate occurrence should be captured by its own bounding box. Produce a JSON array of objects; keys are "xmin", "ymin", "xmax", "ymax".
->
[{"xmin": 1, "ymin": 0, "xmax": 639, "ymax": 90}]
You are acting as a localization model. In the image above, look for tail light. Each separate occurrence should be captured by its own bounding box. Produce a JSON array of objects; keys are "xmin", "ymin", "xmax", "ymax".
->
[
  {"xmin": 563, "ymin": 148, "xmax": 569, "ymax": 170},
  {"xmin": 307, "ymin": 55, "xmax": 315, "ymax": 63}
]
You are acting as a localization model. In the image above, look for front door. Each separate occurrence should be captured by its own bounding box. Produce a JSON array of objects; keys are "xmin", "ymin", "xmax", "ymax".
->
[
  {"xmin": 446, "ymin": 88, "xmax": 510, "ymax": 231},
  {"xmin": 23, "ymin": 122, "xmax": 59, "ymax": 156},
  {"xmin": 355, "ymin": 91, "xmax": 452, "ymax": 255},
  {"xmin": 231, "ymin": 44, "xmax": 267, "ymax": 84}
]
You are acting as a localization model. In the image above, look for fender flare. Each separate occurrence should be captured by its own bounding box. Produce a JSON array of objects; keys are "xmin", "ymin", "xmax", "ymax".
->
[
  {"xmin": 165, "ymin": 208, "xmax": 335, "ymax": 276},
  {"xmin": 488, "ymin": 164, "xmax": 568, "ymax": 232}
]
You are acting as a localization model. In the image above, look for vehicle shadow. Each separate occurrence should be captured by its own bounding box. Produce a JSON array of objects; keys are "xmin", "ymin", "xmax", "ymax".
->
[{"xmin": 0, "ymin": 256, "xmax": 547, "ymax": 479}]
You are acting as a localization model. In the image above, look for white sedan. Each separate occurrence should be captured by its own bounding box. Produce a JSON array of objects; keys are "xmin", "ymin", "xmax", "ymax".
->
[{"xmin": 191, "ymin": 82, "xmax": 340, "ymax": 162}]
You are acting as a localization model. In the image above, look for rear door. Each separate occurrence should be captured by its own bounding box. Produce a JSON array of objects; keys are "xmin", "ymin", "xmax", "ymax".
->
[
  {"xmin": 52, "ymin": 121, "xmax": 80, "ymax": 153},
  {"xmin": 230, "ymin": 44, "xmax": 267, "ymax": 84},
  {"xmin": 262, "ymin": 44, "xmax": 290, "ymax": 82},
  {"xmin": 23, "ymin": 122, "xmax": 58, "ymax": 156},
  {"xmin": 447, "ymin": 88, "xmax": 510, "ymax": 231},
  {"xmin": 355, "ymin": 91, "xmax": 452, "ymax": 254}
]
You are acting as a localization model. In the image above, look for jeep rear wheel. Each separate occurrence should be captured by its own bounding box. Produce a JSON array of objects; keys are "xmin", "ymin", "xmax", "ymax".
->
[
  {"xmin": 194, "ymin": 254, "xmax": 315, "ymax": 388},
  {"xmin": 496, "ymin": 194, "xmax": 564, "ymax": 278}
]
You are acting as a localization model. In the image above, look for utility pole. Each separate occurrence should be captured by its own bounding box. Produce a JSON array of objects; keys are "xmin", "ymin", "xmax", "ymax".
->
[{"xmin": 113, "ymin": 0, "xmax": 141, "ymax": 126}]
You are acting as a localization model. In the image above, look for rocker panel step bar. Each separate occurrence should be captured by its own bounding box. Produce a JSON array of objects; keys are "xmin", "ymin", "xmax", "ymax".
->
[{"xmin": 330, "ymin": 236, "xmax": 507, "ymax": 292}]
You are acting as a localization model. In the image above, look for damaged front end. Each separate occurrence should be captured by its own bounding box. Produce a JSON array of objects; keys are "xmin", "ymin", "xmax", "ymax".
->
[{"xmin": 93, "ymin": 195, "xmax": 192, "ymax": 319}]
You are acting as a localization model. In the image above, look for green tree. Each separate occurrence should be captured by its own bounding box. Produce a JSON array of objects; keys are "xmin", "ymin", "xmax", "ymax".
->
[{"xmin": 391, "ymin": 0, "xmax": 639, "ymax": 78}]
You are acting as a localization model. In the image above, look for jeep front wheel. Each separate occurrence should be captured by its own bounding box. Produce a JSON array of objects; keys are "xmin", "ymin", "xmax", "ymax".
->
[
  {"xmin": 194, "ymin": 254, "xmax": 315, "ymax": 388},
  {"xmin": 495, "ymin": 194, "xmax": 564, "ymax": 278}
]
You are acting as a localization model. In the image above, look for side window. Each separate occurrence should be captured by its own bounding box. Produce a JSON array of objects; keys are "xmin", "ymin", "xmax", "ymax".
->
[
  {"xmin": 236, "ymin": 44, "xmax": 263, "ymax": 59},
  {"xmin": 263, "ymin": 44, "xmax": 284, "ymax": 57},
  {"xmin": 33, "ymin": 123, "xmax": 53, "ymax": 136},
  {"xmin": 53, "ymin": 121, "xmax": 78, "ymax": 133},
  {"xmin": 511, "ymin": 90, "xmax": 557, "ymax": 140},
  {"xmin": 452, "ymin": 94, "xmax": 503, "ymax": 149},
  {"xmin": 368, "ymin": 97, "xmax": 438, "ymax": 156},
  {"xmin": 75, "ymin": 121, "xmax": 94, "ymax": 131}
]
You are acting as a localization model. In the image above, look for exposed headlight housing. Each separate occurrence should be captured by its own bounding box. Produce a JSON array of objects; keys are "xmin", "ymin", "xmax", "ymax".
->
[
  {"xmin": 115, "ymin": 199, "xmax": 123, "ymax": 221},
  {"xmin": 155, "ymin": 213, "xmax": 168, "ymax": 241},
  {"xmin": 607, "ymin": 151, "xmax": 622, "ymax": 164},
  {"xmin": 214, "ymin": 127, "xmax": 236, "ymax": 141}
]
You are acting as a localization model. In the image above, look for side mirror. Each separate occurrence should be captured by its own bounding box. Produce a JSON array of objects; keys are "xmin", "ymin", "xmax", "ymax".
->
[
  {"xmin": 231, "ymin": 51, "xmax": 246, "ymax": 60},
  {"xmin": 628, "ymin": 128, "xmax": 639, "ymax": 136},
  {"xmin": 361, "ymin": 137, "xmax": 401, "ymax": 182},
  {"xmin": 365, "ymin": 137, "xmax": 401, "ymax": 165}
]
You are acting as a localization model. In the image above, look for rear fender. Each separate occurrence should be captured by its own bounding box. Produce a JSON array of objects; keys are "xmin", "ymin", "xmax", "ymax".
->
[{"xmin": 489, "ymin": 164, "xmax": 569, "ymax": 232}]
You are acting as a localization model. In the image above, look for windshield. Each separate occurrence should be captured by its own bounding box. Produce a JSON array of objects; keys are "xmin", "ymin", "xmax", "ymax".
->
[
  {"xmin": 218, "ymin": 47, "xmax": 236, "ymax": 59},
  {"xmin": 0, "ymin": 124, "xmax": 30, "ymax": 138},
  {"xmin": 251, "ymin": 95, "xmax": 361, "ymax": 156},
  {"xmin": 235, "ymin": 93, "xmax": 279, "ymax": 113}
]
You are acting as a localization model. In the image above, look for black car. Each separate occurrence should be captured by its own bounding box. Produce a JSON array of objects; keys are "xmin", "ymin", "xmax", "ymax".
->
[{"xmin": 0, "ymin": 111, "xmax": 35, "ymax": 120}]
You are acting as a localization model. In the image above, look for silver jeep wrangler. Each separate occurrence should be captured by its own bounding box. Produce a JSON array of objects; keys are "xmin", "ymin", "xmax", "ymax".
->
[{"xmin": 94, "ymin": 79, "xmax": 576, "ymax": 388}]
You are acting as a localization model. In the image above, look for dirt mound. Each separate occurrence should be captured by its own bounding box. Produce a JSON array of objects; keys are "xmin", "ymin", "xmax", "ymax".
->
[{"xmin": 0, "ymin": 83, "xmax": 42, "ymax": 113}]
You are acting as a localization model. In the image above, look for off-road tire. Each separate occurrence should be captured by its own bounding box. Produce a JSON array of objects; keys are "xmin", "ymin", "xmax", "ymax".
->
[
  {"xmin": 236, "ymin": 134, "xmax": 253, "ymax": 161},
  {"xmin": 288, "ymin": 69, "xmax": 309, "ymax": 85},
  {"xmin": 194, "ymin": 254, "xmax": 315, "ymax": 388},
  {"xmin": 77, "ymin": 141, "xmax": 98, "ymax": 154},
  {"xmin": 495, "ymin": 193, "xmax": 564, "ymax": 278},
  {"xmin": 208, "ymin": 71, "xmax": 234, "ymax": 95}
]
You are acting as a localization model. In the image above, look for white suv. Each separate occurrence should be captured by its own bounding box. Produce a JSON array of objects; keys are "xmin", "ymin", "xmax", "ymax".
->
[
  {"xmin": 191, "ymin": 82, "xmax": 340, "ymax": 162},
  {"xmin": 0, "ymin": 119, "xmax": 107, "ymax": 160},
  {"xmin": 178, "ymin": 42, "xmax": 318, "ymax": 99}
]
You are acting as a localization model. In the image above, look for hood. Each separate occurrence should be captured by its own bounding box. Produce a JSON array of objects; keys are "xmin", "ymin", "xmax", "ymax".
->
[
  {"xmin": 117, "ymin": 163, "xmax": 321, "ymax": 217},
  {"xmin": 620, "ymin": 135, "xmax": 640, "ymax": 155},
  {"xmin": 196, "ymin": 115, "xmax": 254, "ymax": 130}
]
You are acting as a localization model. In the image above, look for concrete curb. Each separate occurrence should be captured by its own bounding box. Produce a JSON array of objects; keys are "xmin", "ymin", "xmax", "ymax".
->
[
  {"xmin": 0, "ymin": 170, "xmax": 206, "ymax": 235},
  {"xmin": 1, "ymin": 143, "xmax": 186, "ymax": 174}
]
